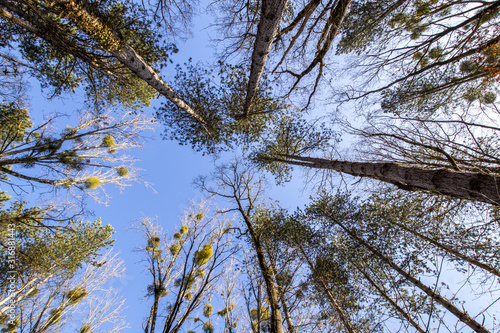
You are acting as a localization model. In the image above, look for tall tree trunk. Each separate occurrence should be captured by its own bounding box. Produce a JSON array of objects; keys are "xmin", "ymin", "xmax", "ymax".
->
[
  {"xmin": 332, "ymin": 218, "xmax": 491, "ymax": 333},
  {"xmin": 297, "ymin": 245, "xmax": 355, "ymax": 333},
  {"xmin": 269, "ymin": 259, "xmax": 296, "ymax": 333},
  {"xmin": 352, "ymin": 262, "xmax": 426, "ymax": 333},
  {"xmin": 242, "ymin": 0, "xmax": 288, "ymax": 116},
  {"xmin": 272, "ymin": 154, "xmax": 500, "ymax": 205},
  {"xmin": 0, "ymin": 1, "xmax": 206, "ymax": 126},
  {"xmin": 236, "ymin": 201, "xmax": 285, "ymax": 333}
]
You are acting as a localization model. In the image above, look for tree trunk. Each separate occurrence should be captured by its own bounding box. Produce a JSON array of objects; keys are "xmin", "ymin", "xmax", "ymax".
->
[
  {"xmin": 0, "ymin": 1, "xmax": 206, "ymax": 126},
  {"xmin": 243, "ymin": 0, "xmax": 288, "ymax": 116},
  {"xmin": 236, "ymin": 201, "xmax": 285, "ymax": 333},
  {"xmin": 333, "ymin": 218, "xmax": 491, "ymax": 333},
  {"xmin": 269, "ymin": 260, "xmax": 296, "ymax": 333},
  {"xmin": 274, "ymin": 154, "xmax": 500, "ymax": 205}
]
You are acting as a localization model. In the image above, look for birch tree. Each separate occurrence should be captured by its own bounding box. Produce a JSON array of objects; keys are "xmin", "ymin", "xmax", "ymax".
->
[{"xmin": 195, "ymin": 162, "xmax": 286, "ymax": 333}]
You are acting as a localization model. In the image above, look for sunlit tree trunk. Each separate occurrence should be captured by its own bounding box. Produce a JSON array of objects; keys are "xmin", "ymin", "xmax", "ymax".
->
[
  {"xmin": 243, "ymin": 0, "xmax": 288, "ymax": 116},
  {"xmin": 0, "ymin": 0, "xmax": 206, "ymax": 126},
  {"xmin": 273, "ymin": 154, "xmax": 500, "ymax": 205}
]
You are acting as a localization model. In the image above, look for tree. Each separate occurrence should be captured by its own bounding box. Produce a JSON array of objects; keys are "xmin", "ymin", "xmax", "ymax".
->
[
  {"xmin": 0, "ymin": 196, "xmax": 125, "ymax": 332},
  {"xmin": 196, "ymin": 161, "xmax": 286, "ymax": 333},
  {"xmin": 155, "ymin": 62, "xmax": 289, "ymax": 154},
  {"xmin": 0, "ymin": 103, "xmax": 153, "ymax": 202},
  {"xmin": 242, "ymin": 0, "xmax": 289, "ymax": 117},
  {"xmin": 2, "ymin": 252, "xmax": 127, "ymax": 333},
  {"xmin": 0, "ymin": 0, "xmax": 206, "ymax": 122},
  {"xmin": 261, "ymin": 153, "xmax": 500, "ymax": 205},
  {"xmin": 302, "ymin": 192, "xmax": 499, "ymax": 333},
  {"xmin": 213, "ymin": 0, "xmax": 352, "ymax": 109},
  {"xmin": 254, "ymin": 115, "xmax": 500, "ymax": 205},
  {"xmin": 136, "ymin": 202, "xmax": 237, "ymax": 333},
  {"xmin": 338, "ymin": 0, "xmax": 500, "ymax": 110}
]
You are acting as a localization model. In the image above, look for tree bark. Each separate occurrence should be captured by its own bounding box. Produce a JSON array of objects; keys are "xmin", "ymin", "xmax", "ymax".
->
[
  {"xmin": 273, "ymin": 154, "xmax": 500, "ymax": 205},
  {"xmin": 333, "ymin": 218, "xmax": 491, "ymax": 333},
  {"xmin": 0, "ymin": 1, "xmax": 206, "ymax": 126},
  {"xmin": 242, "ymin": 0, "xmax": 288, "ymax": 116}
]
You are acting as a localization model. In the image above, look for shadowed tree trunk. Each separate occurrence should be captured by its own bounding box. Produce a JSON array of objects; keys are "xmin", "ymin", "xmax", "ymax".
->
[{"xmin": 269, "ymin": 154, "xmax": 500, "ymax": 205}]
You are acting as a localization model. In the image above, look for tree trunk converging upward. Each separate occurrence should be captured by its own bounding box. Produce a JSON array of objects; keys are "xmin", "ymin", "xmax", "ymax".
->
[
  {"xmin": 386, "ymin": 218, "xmax": 500, "ymax": 278},
  {"xmin": 334, "ymin": 219, "xmax": 491, "ymax": 333},
  {"xmin": 239, "ymin": 207, "xmax": 285, "ymax": 333},
  {"xmin": 0, "ymin": 0, "xmax": 206, "ymax": 126},
  {"xmin": 242, "ymin": 0, "xmax": 288, "ymax": 117},
  {"xmin": 110, "ymin": 45, "xmax": 206, "ymax": 126},
  {"xmin": 272, "ymin": 155, "xmax": 500, "ymax": 205}
]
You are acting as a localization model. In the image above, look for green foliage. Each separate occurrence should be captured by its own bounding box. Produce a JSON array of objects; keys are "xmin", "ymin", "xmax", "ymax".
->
[
  {"xmin": 0, "ymin": 103, "xmax": 33, "ymax": 143},
  {"xmin": 463, "ymin": 87, "xmax": 481, "ymax": 102},
  {"xmin": 483, "ymin": 91, "xmax": 497, "ymax": 104},
  {"xmin": 102, "ymin": 135, "xmax": 115, "ymax": 147},
  {"xmin": 66, "ymin": 288, "xmax": 88, "ymax": 304},
  {"xmin": 116, "ymin": 167, "xmax": 129, "ymax": 177},
  {"xmin": 170, "ymin": 243, "xmax": 181, "ymax": 255},
  {"xmin": 149, "ymin": 236, "xmax": 161, "ymax": 248},
  {"xmin": 194, "ymin": 244, "xmax": 213, "ymax": 266},
  {"xmin": 460, "ymin": 60, "xmax": 478, "ymax": 73},
  {"xmin": 46, "ymin": 308, "xmax": 63, "ymax": 326},
  {"xmin": 80, "ymin": 325, "xmax": 92, "ymax": 333},
  {"xmin": 180, "ymin": 225, "xmax": 188, "ymax": 235},
  {"xmin": 1, "ymin": 213, "xmax": 115, "ymax": 282},
  {"xmin": 85, "ymin": 176, "xmax": 101, "ymax": 189},
  {"xmin": 156, "ymin": 61, "xmax": 288, "ymax": 154},
  {"xmin": 202, "ymin": 320, "xmax": 214, "ymax": 333},
  {"xmin": 429, "ymin": 46, "xmax": 443, "ymax": 59},
  {"xmin": 174, "ymin": 232, "xmax": 182, "ymax": 239},
  {"xmin": 253, "ymin": 117, "xmax": 337, "ymax": 183},
  {"xmin": 203, "ymin": 304, "xmax": 213, "ymax": 317},
  {"xmin": 4, "ymin": 0, "xmax": 176, "ymax": 111},
  {"xmin": 195, "ymin": 212, "xmax": 204, "ymax": 221}
]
